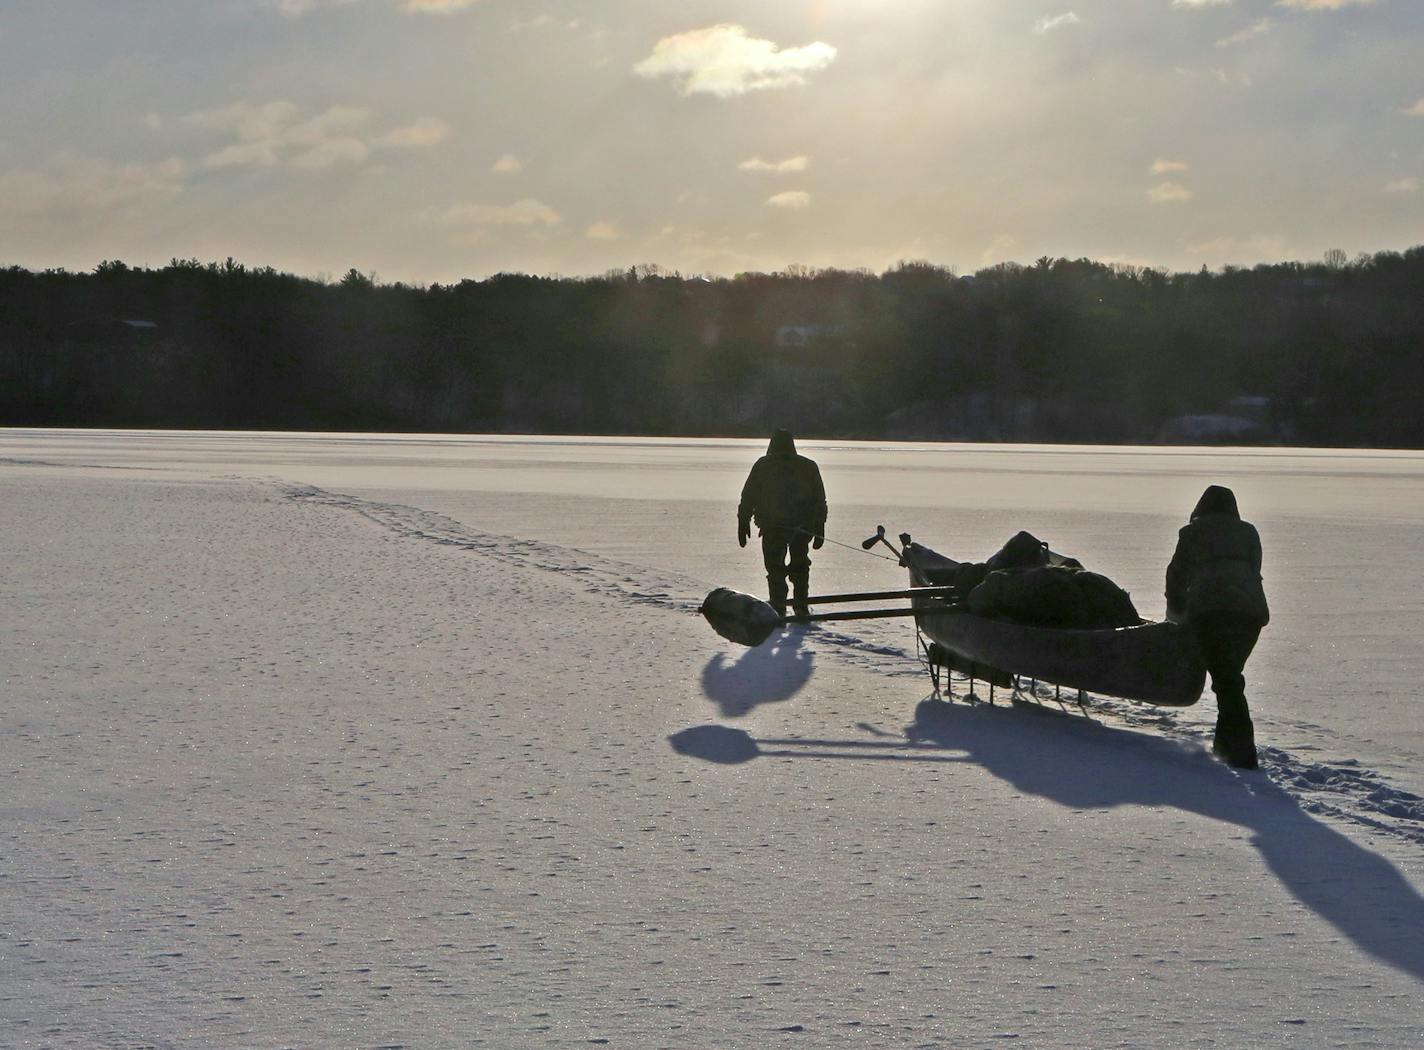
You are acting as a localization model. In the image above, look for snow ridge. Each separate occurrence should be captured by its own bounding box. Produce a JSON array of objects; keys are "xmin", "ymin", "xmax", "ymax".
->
[
  {"xmin": 279, "ymin": 480, "xmax": 926, "ymax": 672},
  {"xmin": 281, "ymin": 481, "xmax": 1424, "ymax": 847},
  {"xmin": 282, "ymin": 480, "xmax": 701, "ymax": 610},
  {"xmin": 1267, "ymin": 755, "xmax": 1424, "ymax": 846}
]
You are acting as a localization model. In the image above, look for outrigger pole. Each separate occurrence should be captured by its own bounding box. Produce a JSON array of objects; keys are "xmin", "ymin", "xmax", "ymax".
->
[
  {"xmin": 700, "ymin": 583, "xmax": 961, "ymax": 647},
  {"xmin": 791, "ymin": 606, "xmax": 936, "ymax": 625},
  {"xmin": 803, "ymin": 585, "xmax": 958, "ymax": 604},
  {"xmin": 700, "ymin": 528, "xmax": 959, "ymax": 647}
]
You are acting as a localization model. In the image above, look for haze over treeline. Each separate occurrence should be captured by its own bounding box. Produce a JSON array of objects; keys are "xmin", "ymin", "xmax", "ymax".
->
[{"xmin": 4, "ymin": 248, "xmax": 1423, "ymax": 447}]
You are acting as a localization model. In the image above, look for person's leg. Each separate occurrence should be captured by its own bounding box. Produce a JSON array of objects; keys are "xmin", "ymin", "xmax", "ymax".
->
[
  {"xmin": 787, "ymin": 532, "xmax": 813, "ymax": 619},
  {"xmin": 760, "ymin": 529, "xmax": 790, "ymax": 615},
  {"xmin": 1193, "ymin": 612, "xmax": 1262, "ymax": 768}
]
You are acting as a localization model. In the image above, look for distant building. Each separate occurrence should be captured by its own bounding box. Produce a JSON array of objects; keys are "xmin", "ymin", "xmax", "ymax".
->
[
  {"xmin": 1159, "ymin": 395, "xmax": 1279, "ymax": 443},
  {"xmin": 63, "ymin": 318, "xmax": 159, "ymax": 341},
  {"xmin": 1157, "ymin": 413, "xmax": 1265, "ymax": 444},
  {"xmin": 1226, "ymin": 395, "xmax": 1271, "ymax": 422},
  {"xmin": 885, "ymin": 393, "xmax": 1039, "ymax": 442},
  {"xmin": 773, "ymin": 323, "xmax": 846, "ymax": 348}
]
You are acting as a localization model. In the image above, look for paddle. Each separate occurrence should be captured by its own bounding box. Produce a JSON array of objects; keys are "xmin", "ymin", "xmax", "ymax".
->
[{"xmin": 861, "ymin": 524, "xmax": 903, "ymax": 560}]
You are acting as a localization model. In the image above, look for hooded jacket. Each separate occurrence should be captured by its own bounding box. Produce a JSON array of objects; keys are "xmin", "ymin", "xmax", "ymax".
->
[
  {"xmin": 738, "ymin": 430, "xmax": 827, "ymax": 533},
  {"xmin": 1164, "ymin": 485, "xmax": 1269, "ymax": 625}
]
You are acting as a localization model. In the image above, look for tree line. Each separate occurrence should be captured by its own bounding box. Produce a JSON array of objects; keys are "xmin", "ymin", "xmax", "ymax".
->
[{"xmin": 2, "ymin": 247, "xmax": 1422, "ymax": 446}]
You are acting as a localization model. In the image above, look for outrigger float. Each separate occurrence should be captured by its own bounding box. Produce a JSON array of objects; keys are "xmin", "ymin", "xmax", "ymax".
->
[{"xmin": 700, "ymin": 527, "xmax": 1207, "ymax": 708}]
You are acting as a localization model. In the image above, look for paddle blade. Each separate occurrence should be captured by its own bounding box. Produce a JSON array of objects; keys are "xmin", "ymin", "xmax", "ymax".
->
[
  {"xmin": 700, "ymin": 587, "xmax": 781, "ymax": 647},
  {"xmin": 861, "ymin": 524, "xmax": 887, "ymax": 550}
]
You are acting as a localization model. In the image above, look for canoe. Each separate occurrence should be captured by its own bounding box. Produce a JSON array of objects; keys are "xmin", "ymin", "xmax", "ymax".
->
[{"xmin": 902, "ymin": 540, "xmax": 1206, "ymax": 707}]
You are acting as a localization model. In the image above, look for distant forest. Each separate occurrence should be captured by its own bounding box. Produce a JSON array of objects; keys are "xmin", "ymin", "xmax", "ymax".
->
[{"xmin": 3, "ymin": 247, "xmax": 1423, "ymax": 446}]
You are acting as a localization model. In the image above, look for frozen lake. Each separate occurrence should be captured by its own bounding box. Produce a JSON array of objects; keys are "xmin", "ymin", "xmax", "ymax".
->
[
  {"xmin": 5, "ymin": 428, "xmax": 1423, "ymax": 1047},
  {"xmin": 5, "ymin": 429, "xmax": 1421, "ymax": 796}
]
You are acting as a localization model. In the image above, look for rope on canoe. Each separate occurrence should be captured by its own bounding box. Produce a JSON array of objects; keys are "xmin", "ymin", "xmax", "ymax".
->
[{"xmin": 787, "ymin": 525, "xmax": 899, "ymax": 562}]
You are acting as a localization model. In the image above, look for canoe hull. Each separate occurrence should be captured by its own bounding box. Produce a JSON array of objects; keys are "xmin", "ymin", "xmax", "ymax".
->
[{"xmin": 905, "ymin": 543, "xmax": 1206, "ymax": 707}]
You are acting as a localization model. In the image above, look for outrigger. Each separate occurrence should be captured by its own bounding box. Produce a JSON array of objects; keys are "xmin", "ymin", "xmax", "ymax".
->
[{"xmin": 700, "ymin": 527, "xmax": 1207, "ymax": 708}]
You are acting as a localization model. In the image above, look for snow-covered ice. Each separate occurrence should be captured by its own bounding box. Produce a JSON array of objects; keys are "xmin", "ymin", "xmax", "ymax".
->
[{"xmin": 2, "ymin": 430, "xmax": 1422, "ymax": 1047}]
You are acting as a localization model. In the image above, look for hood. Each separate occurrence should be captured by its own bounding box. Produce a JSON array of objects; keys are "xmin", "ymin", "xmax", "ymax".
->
[
  {"xmin": 1190, "ymin": 484, "xmax": 1240, "ymax": 521},
  {"xmin": 767, "ymin": 428, "xmax": 797, "ymax": 457}
]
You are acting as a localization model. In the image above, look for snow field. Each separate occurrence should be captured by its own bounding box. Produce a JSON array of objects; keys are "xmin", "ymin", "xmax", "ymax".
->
[{"xmin": 1, "ymin": 469, "xmax": 1422, "ymax": 1048}]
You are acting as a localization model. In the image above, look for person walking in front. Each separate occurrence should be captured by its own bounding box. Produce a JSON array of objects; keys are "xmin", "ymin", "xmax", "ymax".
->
[
  {"xmin": 737, "ymin": 429, "xmax": 827, "ymax": 620},
  {"xmin": 1165, "ymin": 485, "xmax": 1270, "ymax": 769}
]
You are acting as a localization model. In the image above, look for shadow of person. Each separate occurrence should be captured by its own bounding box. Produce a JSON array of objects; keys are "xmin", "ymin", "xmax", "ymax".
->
[
  {"xmin": 668, "ymin": 699, "xmax": 1424, "ymax": 980},
  {"xmin": 906, "ymin": 697, "xmax": 1424, "ymax": 982},
  {"xmin": 699, "ymin": 627, "xmax": 814, "ymax": 718}
]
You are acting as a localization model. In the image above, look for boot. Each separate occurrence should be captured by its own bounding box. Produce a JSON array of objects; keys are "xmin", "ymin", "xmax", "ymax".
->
[
  {"xmin": 767, "ymin": 574, "xmax": 788, "ymax": 619},
  {"xmin": 1212, "ymin": 687, "xmax": 1257, "ymax": 769},
  {"xmin": 789, "ymin": 569, "xmax": 811, "ymax": 621},
  {"xmin": 1212, "ymin": 720, "xmax": 1258, "ymax": 769}
]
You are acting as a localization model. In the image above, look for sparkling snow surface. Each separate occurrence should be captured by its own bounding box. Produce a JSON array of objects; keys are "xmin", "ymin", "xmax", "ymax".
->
[{"xmin": 3, "ymin": 430, "xmax": 1422, "ymax": 1048}]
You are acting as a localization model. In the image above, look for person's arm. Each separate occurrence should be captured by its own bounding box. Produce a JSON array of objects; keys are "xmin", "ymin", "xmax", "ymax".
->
[
  {"xmin": 1164, "ymin": 529, "xmax": 1189, "ymax": 623},
  {"xmin": 1248, "ymin": 522, "xmax": 1269, "ymax": 626},
  {"xmin": 810, "ymin": 462, "xmax": 827, "ymax": 548},
  {"xmin": 737, "ymin": 463, "xmax": 760, "ymax": 547}
]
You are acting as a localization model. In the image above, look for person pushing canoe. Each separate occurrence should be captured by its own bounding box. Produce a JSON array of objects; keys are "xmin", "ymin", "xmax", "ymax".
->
[
  {"xmin": 1165, "ymin": 485, "xmax": 1270, "ymax": 769},
  {"xmin": 737, "ymin": 429, "xmax": 827, "ymax": 620}
]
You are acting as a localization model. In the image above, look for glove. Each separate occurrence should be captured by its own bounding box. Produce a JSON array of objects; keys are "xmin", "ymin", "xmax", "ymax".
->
[
  {"xmin": 812, "ymin": 530, "xmax": 824, "ymax": 550},
  {"xmin": 738, "ymin": 520, "xmax": 750, "ymax": 548}
]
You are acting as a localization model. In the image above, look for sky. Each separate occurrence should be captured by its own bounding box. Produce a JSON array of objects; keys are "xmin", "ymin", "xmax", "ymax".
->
[{"xmin": 1, "ymin": 0, "xmax": 1422, "ymax": 284}]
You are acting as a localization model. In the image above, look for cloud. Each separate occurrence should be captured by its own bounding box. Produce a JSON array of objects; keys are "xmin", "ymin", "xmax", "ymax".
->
[
  {"xmin": 1173, "ymin": 64, "xmax": 1252, "ymax": 88},
  {"xmin": 266, "ymin": 0, "xmax": 479, "ymax": 14},
  {"xmin": 1384, "ymin": 177, "xmax": 1419, "ymax": 194},
  {"xmin": 765, "ymin": 190, "xmax": 811, "ymax": 209},
  {"xmin": 634, "ymin": 24, "xmax": 837, "ymax": 98},
  {"xmin": 379, "ymin": 117, "xmax": 450, "ymax": 149},
  {"xmin": 510, "ymin": 14, "xmax": 580, "ymax": 32},
  {"xmin": 739, "ymin": 155, "xmax": 809, "ymax": 174},
  {"xmin": 0, "ymin": 153, "xmax": 186, "ymax": 218},
  {"xmin": 980, "ymin": 234, "xmax": 1019, "ymax": 266},
  {"xmin": 1275, "ymin": 0, "xmax": 1375, "ymax": 8},
  {"xmin": 265, "ymin": 0, "xmax": 358, "ymax": 16},
  {"xmin": 1148, "ymin": 181, "xmax": 1194, "ymax": 203},
  {"xmin": 1216, "ymin": 18, "xmax": 1273, "ymax": 46},
  {"xmin": 289, "ymin": 137, "xmax": 370, "ymax": 170},
  {"xmin": 401, "ymin": 0, "xmax": 480, "ymax": 13},
  {"xmin": 1151, "ymin": 159, "xmax": 1189, "ymax": 175},
  {"xmin": 1034, "ymin": 12, "xmax": 1082, "ymax": 34},
  {"xmin": 185, "ymin": 100, "xmax": 300, "ymax": 143},
  {"xmin": 491, "ymin": 153, "xmax": 522, "ymax": 174},
  {"xmin": 143, "ymin": 112, "xmax": 164, "ymax": 131},
  {"xmin": 437, "ymin": 199, "xmax": 561, "ymax": 225},
  {"xmin": 1401, "ymin": 99, "xmax": 1424, "ymax": 117},
  {"xmin": 201, "ymin": 142, "xmax": 281, "ymax": 169},
  {"xmin": 185, "ymin": 101, "xmax": 444, "ymax": 170},
  {"xmin": 187, "ymin": 102, "xmax": 367, "ymax": 169},
  {"xmin": 1173, "ymin": 0, "xmax": 1232, "ymax": 6},
  {"xmin": 1187, "ymin": 234, "xmax": 1288, "ymax": 260},
  {"xmin": 585, "ymin": 221, "xmax": 621, "ymax": 240}
]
